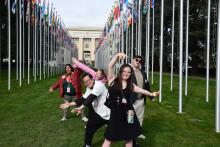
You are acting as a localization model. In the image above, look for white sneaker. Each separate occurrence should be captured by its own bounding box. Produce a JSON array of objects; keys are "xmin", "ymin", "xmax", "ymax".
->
[
  {"xmin": 60, "ymin": 117, "xmax": 67, "ymax": 121},
  {"xmin": 82, "ymin": 117, "xmax": 88, "ymax": 122},
  {"xmin": 138, "ymin": 134, "xmax": 146, "ymax": 139}
]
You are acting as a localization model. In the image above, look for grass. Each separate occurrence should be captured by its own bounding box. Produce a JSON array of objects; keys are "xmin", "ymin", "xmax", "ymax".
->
[{"xmin": 0, "ymin": 72, "xmax": 220, "ymax": 147}]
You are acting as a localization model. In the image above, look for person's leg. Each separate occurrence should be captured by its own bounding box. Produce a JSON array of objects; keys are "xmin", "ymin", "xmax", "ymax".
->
[
  {"xmin": 84, "ymin": 112, "xmax": 106, "ymax": 146},
  {"xmin": 133, "ymin": 99, "xmax": 145, "ymax": 126},
  {"xmin": 125, "ymin": 140, "xmax": 133, "ymax": 147},
  {"xmin": 62, "ymin": 95, "xmax": 73, "ymax": 120},
  {"xmin": 102, "ymin": 139, "xmax": 112, "ymax": 147}
]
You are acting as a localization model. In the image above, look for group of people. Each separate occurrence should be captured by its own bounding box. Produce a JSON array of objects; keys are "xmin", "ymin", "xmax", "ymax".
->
[{"xmin": 49, "ymin": 53, "xmax": 159, "ymax": 147}]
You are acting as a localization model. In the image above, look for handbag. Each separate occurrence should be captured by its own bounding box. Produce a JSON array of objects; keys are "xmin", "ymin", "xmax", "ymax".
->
[
  {"xmin": 104, "ymin": 90, "xmax": 111, "ymax": 108},
  {"xmin": 104, "ymin": 81, "xmax": 114, "ymax": 108}
]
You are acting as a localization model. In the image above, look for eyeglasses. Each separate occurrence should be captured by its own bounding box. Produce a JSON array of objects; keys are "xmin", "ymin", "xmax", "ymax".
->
[
  {"xmin": 135, "ymin": 58, "xmax": 142, "ymax": 64},
  {"xmin": 83, "ymin": 79, "xmax": 91, "ymax": 84}
]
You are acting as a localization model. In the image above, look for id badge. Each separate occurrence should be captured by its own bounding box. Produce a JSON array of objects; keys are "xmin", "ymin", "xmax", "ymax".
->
[
  {"xmin": 67, "ymin": 87, "xmax": 70, "ymax": 93},
  {"xmin": 122, "ymin": 98, "xmax": 127, "ymax": 104}
]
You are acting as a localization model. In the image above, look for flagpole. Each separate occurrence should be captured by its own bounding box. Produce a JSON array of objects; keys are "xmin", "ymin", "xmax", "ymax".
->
[
  {"xmin": 216, "ymin": 0, "xmax": 220, "ymax": 133},
  {"xmin": 36, "ymin": 5, "xmax": 39, "ymax": 77},
  {"xmin": 22, "ymin": 0, "xmax": 25, "ymax": 79},
  {"xmin": 179, "ymin": 0, "xmax": 184, "ymax": 113},
  {"xmin": 206, "ymin": 0, "xmax": 211, "ymax": 102},
  {"xmin": 138, "ymin": 0, "xmax": 142, "ymax": 55},
  {"xmin": 28, "ymin": 0, "xmax": 30, "ymax": 84},
  {"xmin": 171, "ymin": 0, "xmax": 175, "ymax": 91},
  {"xmin": 146, "ymin": 0, "xmax": 150, "ymax": 79},
  {"xmin": 131, "ymin": 2, "xmax": 134, "ymax": 60},
  {"xmin": 43, "ymin": 15, "xmax": 46, "ymax": 79},
  {"xmin": 40, "ymin": 7, "xmax": 42, "ymax": 80},
  {"xmin": 159, "ymin": 0, "xmax": 164, "ymax": 102},
  {"xmin": 151, "ymin": 1, "xmax": 155, "ymax": 85},
  {"xmin": 47, "ymin": 16, "xmax": 50, "ymax": 78},
  {"xmin": 19, "ymin": 0, "xmax": 22, "ymax": 86},
  {"xmin": 34, "ymin": 4, "xmax": 37, "ymax": 82},
  {"xmin": 16, "ymin": 0, "xmax": 19, "ymax": 80},
  {"xmin": 7, "ymin": 0, "xmax": 11, "ymax": 90},
  {"xmin": 126, "ymin": 28, "xmax": 128, "ymax": 63},
  {"xmin": 185, "ymin": 0, "xmax": 189, "ymax": 96}
]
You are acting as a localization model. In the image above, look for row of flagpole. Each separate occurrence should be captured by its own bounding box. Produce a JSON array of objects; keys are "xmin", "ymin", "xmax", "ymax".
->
[
  {"xmin": 94, "ymin": 0, "xmax": 220, "ymax": 133},
  {"xmin": 5, "ymin": 0, "xmax": 75, "ymax": 91}
]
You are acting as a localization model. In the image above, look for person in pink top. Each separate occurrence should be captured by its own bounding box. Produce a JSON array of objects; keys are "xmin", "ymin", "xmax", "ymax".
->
[{"xmin": 72, "ymin": 58, "xmax": 107, "ymax": 83}]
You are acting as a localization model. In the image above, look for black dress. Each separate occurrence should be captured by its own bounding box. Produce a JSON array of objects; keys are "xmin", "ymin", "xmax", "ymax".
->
[{"xmin": 104, "ymin": 82, "xmax": 142, "ymax": 141}]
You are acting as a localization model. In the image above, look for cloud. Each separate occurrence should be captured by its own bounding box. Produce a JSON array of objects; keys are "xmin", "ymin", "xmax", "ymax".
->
[{"xmin": 51, "ymin": 0, "xmax": 114, "ymax": 27}]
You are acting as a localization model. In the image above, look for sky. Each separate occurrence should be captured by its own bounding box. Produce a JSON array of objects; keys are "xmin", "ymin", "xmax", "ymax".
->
[{"xmin": 51, "ymin": 0, "xmax": 114, "ymax": 28}]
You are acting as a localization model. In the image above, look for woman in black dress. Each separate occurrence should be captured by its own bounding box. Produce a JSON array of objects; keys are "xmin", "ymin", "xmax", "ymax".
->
[{"xmin": 102, "ymin": 53, "xmax": 159, "ymax": 147}]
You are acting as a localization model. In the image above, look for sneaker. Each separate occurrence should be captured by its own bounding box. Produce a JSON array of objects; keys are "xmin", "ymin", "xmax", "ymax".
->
[
  {"xmin": 60, "ymin": 117, "xmax": 67, "ymax": 121},
  {"xmin": 82, "ymin": 117, "xmax": 88, "ymax": 122},
  {"xmin": 138, "ymin": 134, "xmax": 146, "ymax": 139}
]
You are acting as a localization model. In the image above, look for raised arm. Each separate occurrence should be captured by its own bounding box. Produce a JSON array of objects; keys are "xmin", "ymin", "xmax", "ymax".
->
[
  {"xmin": 133, "ymin": 83, "xmax": 159, "ymax": 97},
  {"xmin": 72, "ymin": 57, "xmax": 96, "ymax": 78},
  {"xmin": 108, "ymin": 53, "xmax": 127, "ymax": 84}
]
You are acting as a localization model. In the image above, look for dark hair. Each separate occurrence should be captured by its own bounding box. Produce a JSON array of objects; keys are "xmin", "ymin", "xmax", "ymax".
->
[
  {"xmin": 114, "ymin": 64, "xmax": 134, "ymax": 92},
  {"xmin": 97, "ymin": 68, "xmax": 107, "ymax": 80},
  {"xmin": 133, "ymin": 55, "xmax": 144, "ymax": 64},
  {"xmin": 65, "ymin": 64, "xmax": 74, "ymax": 72},
  {"xmin": 133, "ymin": 55, "xmax": 143, "ymax": 60},
  {"xmin": 82, "ymin": 73, "xmax": 93, "ymax": 80}
]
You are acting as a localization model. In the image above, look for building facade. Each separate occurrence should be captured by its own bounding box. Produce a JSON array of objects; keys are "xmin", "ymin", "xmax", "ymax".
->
[{"xmin": 67, "ymin": 27, "xmax": 103, "ymax": 64}]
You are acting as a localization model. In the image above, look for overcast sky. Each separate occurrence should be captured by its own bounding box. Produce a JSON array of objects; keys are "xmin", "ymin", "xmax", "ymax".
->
[{"xmin": 51, "ymin": 0, "xmax": 114, "ymax": 28}]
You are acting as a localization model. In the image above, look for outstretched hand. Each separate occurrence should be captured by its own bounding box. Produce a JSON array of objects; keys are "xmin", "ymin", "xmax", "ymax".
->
[
  {"xmin": 152, "ymin": 91, "xmax": 160, "ymax": 97},
  {"xmin": 75, "ymin": 105, "xmax": 85, "ymax": 116},
  {"xmin": 117, "ymin": 53, "xmax": 127, "ymax": 60},
  {"xmin": 60, "ymin": 102, "xmax": 70, "ymax": 109}
]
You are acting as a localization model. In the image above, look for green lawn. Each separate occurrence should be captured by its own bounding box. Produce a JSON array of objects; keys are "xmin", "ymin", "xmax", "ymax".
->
[{"xmin": 0, "ymin": 73, "xmax": 219, "ymax": 147}]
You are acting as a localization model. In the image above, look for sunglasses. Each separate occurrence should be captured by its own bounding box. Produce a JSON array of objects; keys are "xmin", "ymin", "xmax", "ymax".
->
[{"xmin": 135, "ymin": 58, "xmax": 143, "ymax": 64}]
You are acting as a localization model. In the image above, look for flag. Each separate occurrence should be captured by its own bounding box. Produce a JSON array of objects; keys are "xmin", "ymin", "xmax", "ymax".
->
[
  {"xmin": 41, "ymin": 0, "xmax": 46, "ymax": 17},
  {"xmin": 150, "ymin": 0, "xmax": 154, "ymax": 9},
  {"xmin": 142, "ymin": 0, "xmax": 148, "ymax": 15},
  {"xmin": 11, "ymin": 0, "xmax": 16, "ymax": 14}
]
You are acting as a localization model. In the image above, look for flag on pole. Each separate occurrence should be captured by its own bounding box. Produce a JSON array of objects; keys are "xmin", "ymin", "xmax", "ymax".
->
[
  {"xmin": 150, "ymin": 0, "xmax": 155, "ymax": 9},
  {"xmin": 11, "ymin": 0, "xmax": 16, "ymax": 14},
  {"xmin": 143, "ymin": 0, "xmax": 148, "ymax": 15}
]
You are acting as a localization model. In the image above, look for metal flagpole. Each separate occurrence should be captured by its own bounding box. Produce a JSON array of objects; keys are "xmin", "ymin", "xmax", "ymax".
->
[
  {"xmin": 40, "ymin": 7, "xmax": 42, "ymax": 80},
  {"xmin": 47, "ymin": 16, "xmax": 50, "ymax": 78},
  {"xmin": 138, "ymin": 0, "xmax": 142, "ymax": 55},
  {"xmin": 171, "ymin": 0, "xmax": 175, "ymax": 91},
  {"xmin": 19, "ymin": 0, "xmax": 22, "ymax": 86},
  {"xmin": 126, "ymin": 28, "xmax": 128, "ymax": 63},
  {"xmin": 159, "ymin": 0, "xmax": 164, "ymax": 102},
  {"xmin": 131, "ymin": 2, "xmax": 134, "ymax": 60},
  {"xmin": 34, "ymin": 4, "xmax": 37, "ymax": 82},
  {"xmin": 16, "ymin": 0, "xmax": 19, "ymax": 80},
  {"xmin": 22, "ymin": 0, "xmax": 25, "ymax": 79},
  {"xmin": 178, "ymin": 0, "xmax": 184, "ymax": 113},
  {"xmin": 43, "ymin": 15, "xmax": 46, "ymax": 79},
  {"xmin": 146, "ymin": 0, "xmax": 150, "ymax": 79},
  {"xmin": 185, "ymin": 0, "xmax": 189, "ymax": 96},
  {"xmin": 206, "ymin": 0, "xmax": 211, "ymax": 102},
  {"xmin": 216, "ymin": 0, "xmax": 220, "ymax": 133},
  {"xmin": 151, "ymin": 1, "xmax": 155, "ymax": 85},
  {"xmin": 50, "ymin": 25, "xmax": 53, "ymax": 77},
  {"xmin": 7, "ymin": 0, "xmax": 11, "ymax": 90},
  {"xmin": 28, "ymin": 0, "xmax": 30, "ymax": 84}
]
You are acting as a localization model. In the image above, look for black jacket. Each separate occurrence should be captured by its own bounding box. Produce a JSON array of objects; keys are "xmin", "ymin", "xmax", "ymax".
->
[{"xmin": 131, "ymin": 69, "xmax": 154, "ymax": 105}]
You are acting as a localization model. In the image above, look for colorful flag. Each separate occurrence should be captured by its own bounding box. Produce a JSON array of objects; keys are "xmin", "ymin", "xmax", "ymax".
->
[
  {"xmin": 142, "ymin": 0, "xmax": 148, "ymax": 15},
  {"xmin": 150, "ymin": 0, "xmax": 154, "ymax": 9}
]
